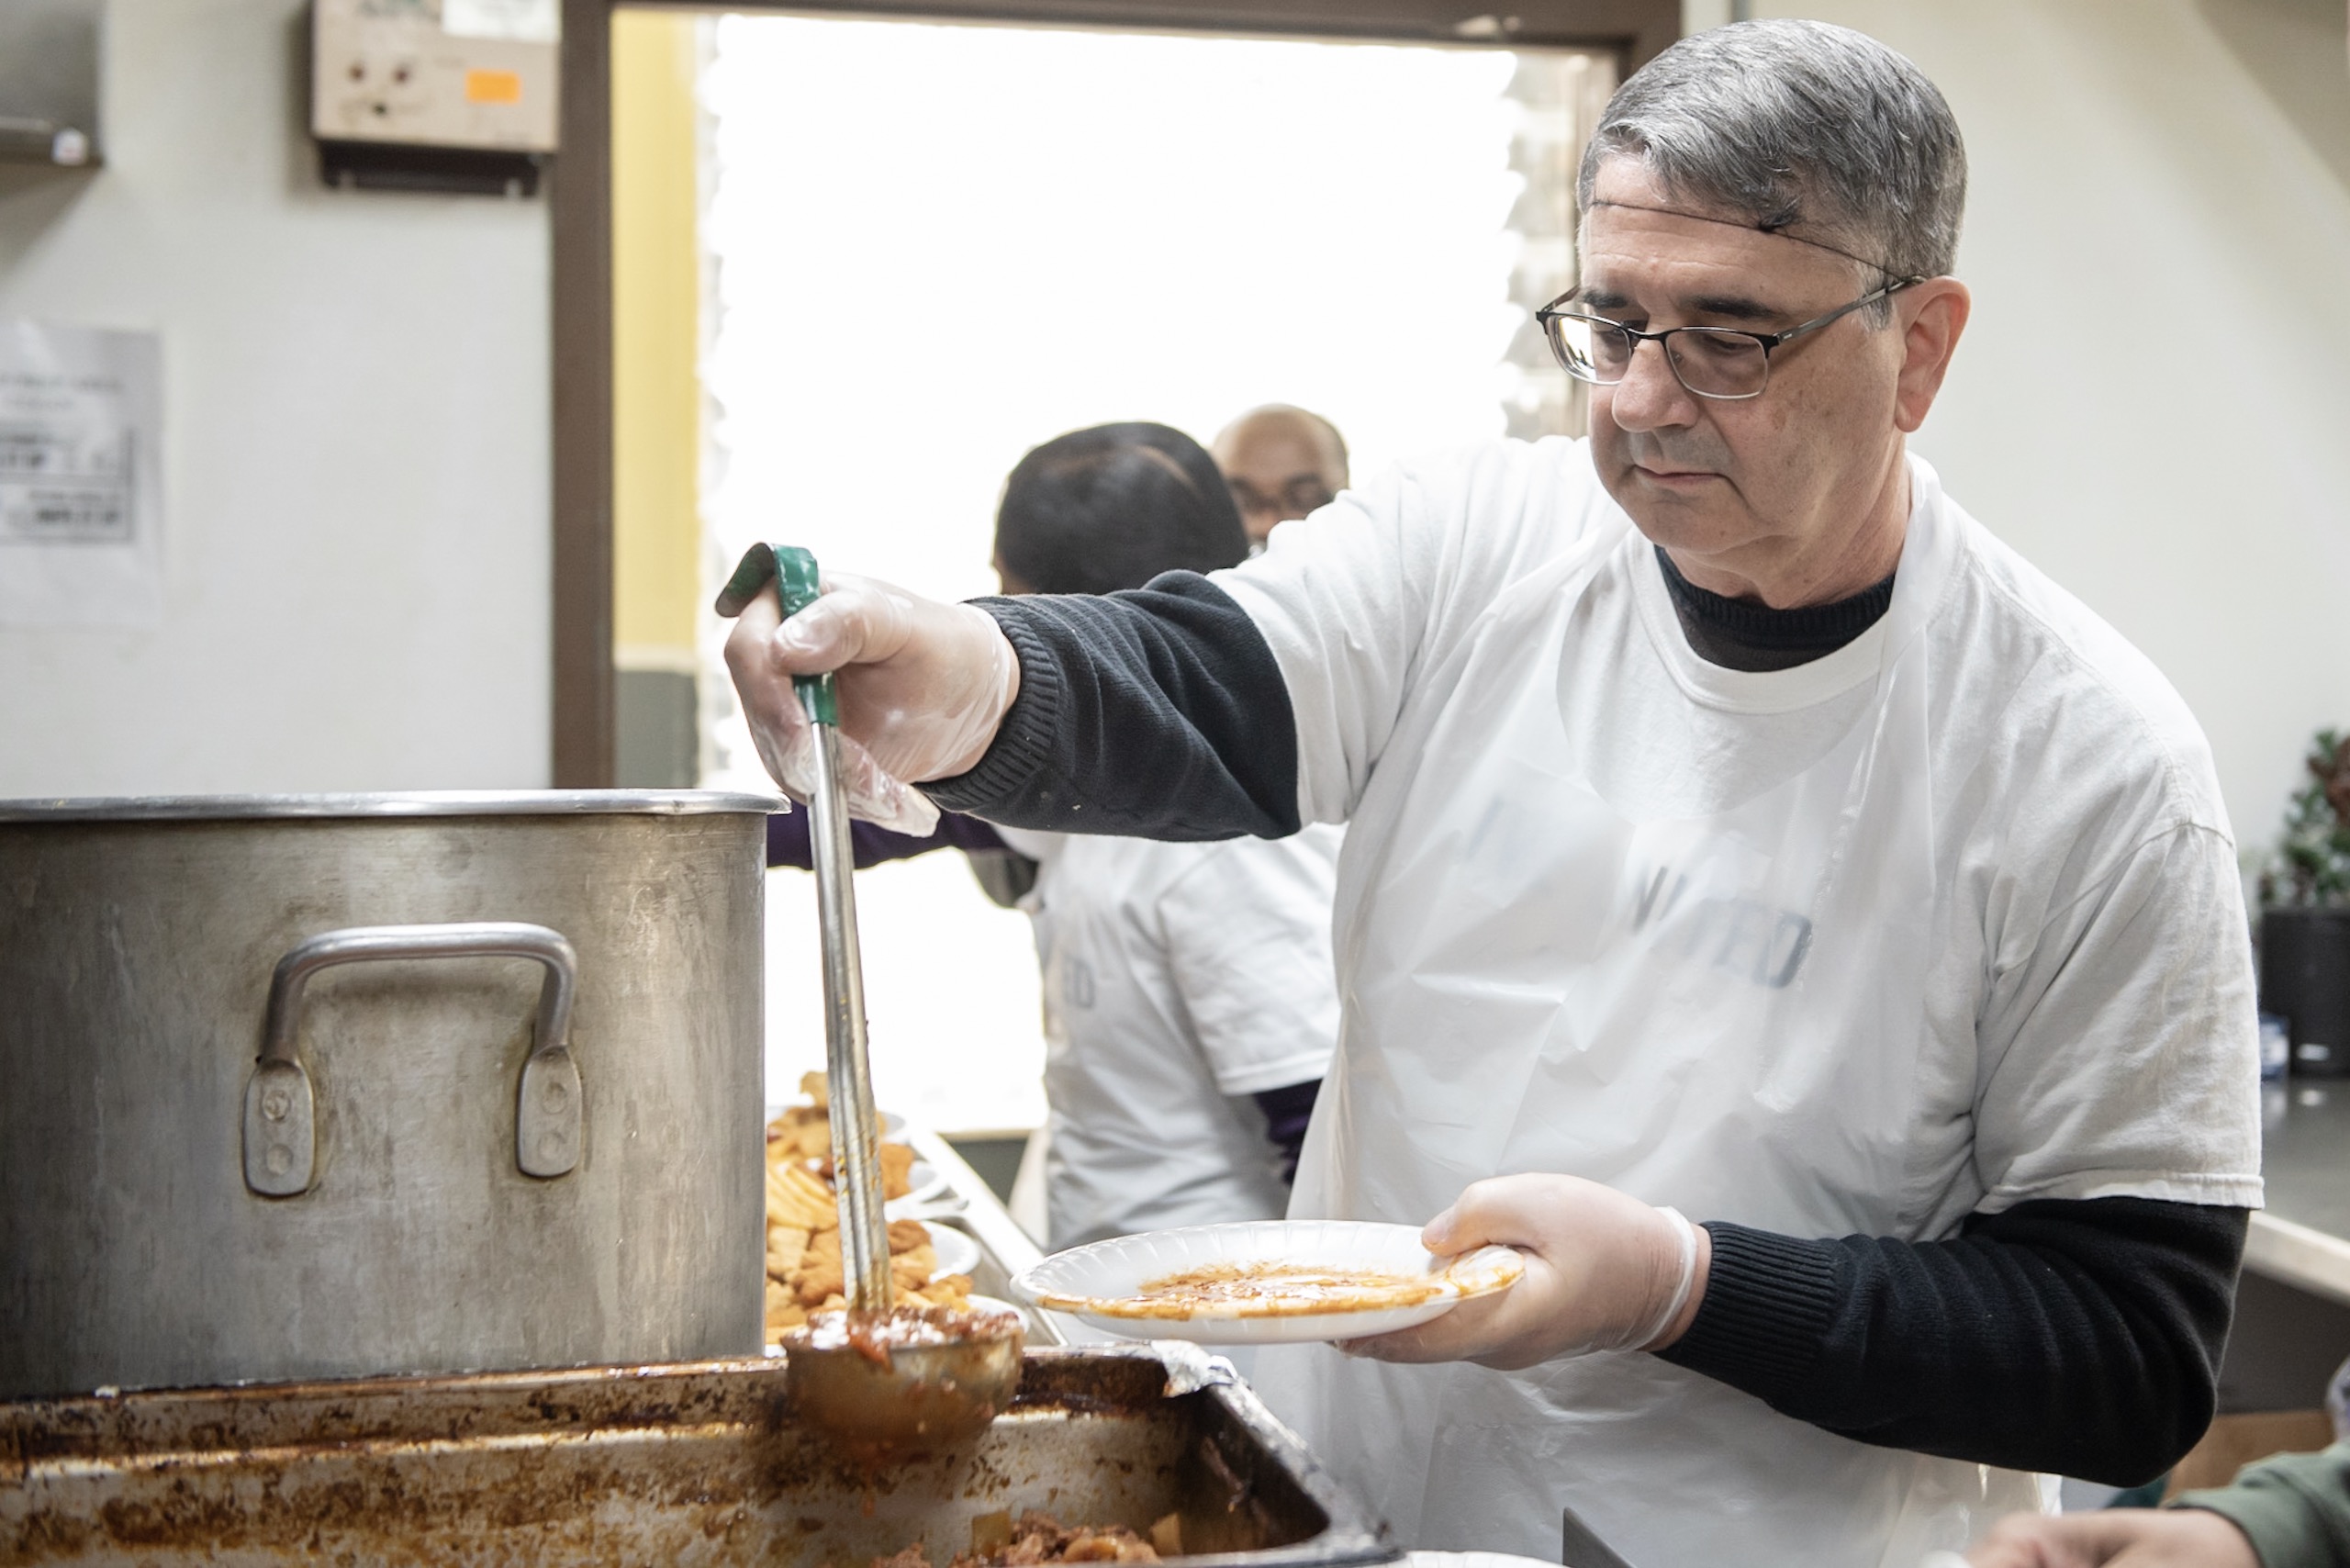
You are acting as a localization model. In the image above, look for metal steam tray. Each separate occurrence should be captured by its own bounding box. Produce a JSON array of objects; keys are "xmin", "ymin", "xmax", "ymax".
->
[{"xmin": 1, "ymin": 1345, "xmax": 1399, "ymax": 1568}]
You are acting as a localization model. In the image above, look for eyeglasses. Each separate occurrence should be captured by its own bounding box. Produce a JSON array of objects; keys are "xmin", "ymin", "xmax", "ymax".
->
[
  {"xmin": 1535, "ymin": 275, "xmax": 1922, "ymax": 401},
  {"xmin": 1228, "ymin": 477, "xmax": 1336, "ymax": 522}
]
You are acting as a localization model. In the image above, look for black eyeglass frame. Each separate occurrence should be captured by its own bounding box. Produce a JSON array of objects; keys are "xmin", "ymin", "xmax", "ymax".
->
[{"xmin": 1534, "ymin": 274, "xmax": 1925, "ymax": 401}]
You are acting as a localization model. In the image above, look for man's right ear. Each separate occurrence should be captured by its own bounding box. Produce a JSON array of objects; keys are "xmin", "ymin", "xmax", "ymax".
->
[{"xmin": 1893, "ymin": 277, "xmax": 1971, "ymax": 436}]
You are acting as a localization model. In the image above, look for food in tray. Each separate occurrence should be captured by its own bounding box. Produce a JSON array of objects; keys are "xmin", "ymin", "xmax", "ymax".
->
[
  {"xmin": 766, "ymin": 1133, "xmax": 916, "ymax": 1214},
  {"xmin": 765, "ymin": 1075, "xmax": 970, "ymax": 1342},
  {"xmin": 767, "ymin": 1100, "xmax": 918, "ymax": 1202},
  {"xmin": 872, "ymin": 1507, "xmax": 1180, "ymax": 1568},
  {"xmin": 766, "ymin": 1215, "xmax": 975, "ymax": 1338}
]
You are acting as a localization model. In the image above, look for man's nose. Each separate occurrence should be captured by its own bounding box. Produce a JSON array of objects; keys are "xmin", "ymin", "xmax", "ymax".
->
[{"xmin": 1604, "ymin": 336, "xmax": 1698, "ymax": 431}]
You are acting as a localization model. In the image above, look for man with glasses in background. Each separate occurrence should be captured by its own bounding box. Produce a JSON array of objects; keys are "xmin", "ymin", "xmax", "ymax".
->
[
  {"xmin": 721, "ymin": 21, "xmax": 2258, "ymax": 1566},
  {"xmin": 1211, "ymin": 403, "xmax": 1350, "ymax": 548}
]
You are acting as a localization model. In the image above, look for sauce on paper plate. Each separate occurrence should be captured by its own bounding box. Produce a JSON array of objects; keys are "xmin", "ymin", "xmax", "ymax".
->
[{"xmin": 1041, "ymin": 1257, "xmax": 1502, "ymax": 1321}]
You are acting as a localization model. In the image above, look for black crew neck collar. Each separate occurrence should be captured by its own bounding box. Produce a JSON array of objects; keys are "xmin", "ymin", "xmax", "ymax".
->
[{"xmin": 1654, "ymin": 546, "xmax": 1896, "ymax": 672}]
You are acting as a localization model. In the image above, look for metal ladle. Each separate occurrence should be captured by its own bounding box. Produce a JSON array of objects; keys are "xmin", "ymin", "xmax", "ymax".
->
[{"xmin": 717, "ymin": 544, "xmax": 1023, "ymax": 1466}]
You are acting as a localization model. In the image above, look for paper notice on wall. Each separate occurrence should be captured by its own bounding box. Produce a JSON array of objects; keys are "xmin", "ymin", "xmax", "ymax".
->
[
  {"xmin": 442, "ymin": 0, "xmax": 559, "ymax": 43},
  {"xmin": 0, "ymin": 321, "xmax": 163, "ymax": 626}
]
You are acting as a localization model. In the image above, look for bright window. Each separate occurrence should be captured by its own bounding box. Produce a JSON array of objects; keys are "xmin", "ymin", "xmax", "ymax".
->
[{"xmin": 696, "ymin": 13, "xmax": 1610, "ymax": 1131}]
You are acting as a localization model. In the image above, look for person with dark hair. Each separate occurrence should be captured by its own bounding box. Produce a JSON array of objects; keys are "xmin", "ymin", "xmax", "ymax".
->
[
  {"xmin": 994, "ymin": 422, "xmax": 1247, "ymax": 594},
  {"xmin": 767, "ymin": 421, "xmax": 1337, "ymax": 1251},
  {"xmin": 723, "ymin": 22, "xmax": 2256, "ymax": 1564}
]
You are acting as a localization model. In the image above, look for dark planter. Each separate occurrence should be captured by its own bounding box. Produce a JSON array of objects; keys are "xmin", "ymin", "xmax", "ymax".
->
[{"xmin": 2260, "ymin": 906, "xmax": 2350, "ymax": 1077}]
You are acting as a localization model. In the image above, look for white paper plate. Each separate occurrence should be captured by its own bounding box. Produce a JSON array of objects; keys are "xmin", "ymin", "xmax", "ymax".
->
[
  {"xmin": 923, "ymin": 1220, "xmax": 981, "ymax": 1281},
  {"xmin": 887, "ymin": 1159, "xmax": 949, "ymax": 1214},
  {"xmin": 1013, "ymin": 1221, "xmax": 1524, "ymax": 1346}
]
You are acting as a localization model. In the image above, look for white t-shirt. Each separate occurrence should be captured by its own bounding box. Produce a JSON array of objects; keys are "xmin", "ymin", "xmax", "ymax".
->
[
  {"xmin": 1219, "ymin": 440, "xmax": 2262, "ymax": 1236},
  {"xmin": 999, "ymin": 824, "xmax": 1343, "ymax": 1250},
  {"xmin": 1221, "ymin": 439, "xmax": 2261, "ymax": 1562}
]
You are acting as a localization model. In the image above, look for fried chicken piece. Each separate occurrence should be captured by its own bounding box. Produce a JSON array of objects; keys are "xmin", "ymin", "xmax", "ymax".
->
[
  {"xmin": 898, "ymin": 1273, "xmax": 976, "ymax": 1310},
  {"xmin": 881, "ymin": 1141, "xmax": 915, "ymax": 1199},
  {"xmin": 767, "ymin": 1225, "xmax": 811, "ymax": 1278},
  {"xmin": 795, "ymin": 1260, "xmax": 845, "ymax": 1307}
]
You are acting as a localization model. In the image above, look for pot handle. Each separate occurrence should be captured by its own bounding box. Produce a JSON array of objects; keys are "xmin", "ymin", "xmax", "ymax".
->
[{"xmin": 242, "ymin": 922, "xmax": 583, "ymax": 1197}]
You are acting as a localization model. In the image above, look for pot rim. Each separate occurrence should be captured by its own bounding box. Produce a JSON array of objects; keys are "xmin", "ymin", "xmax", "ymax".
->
[{"xmin": 0, "ymin": 790, "xmax": 789, "ymax": 822}]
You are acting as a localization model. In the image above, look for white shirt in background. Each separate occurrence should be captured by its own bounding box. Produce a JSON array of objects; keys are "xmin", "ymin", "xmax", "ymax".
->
[{"xmin": 996, "ymin": 824, "xmax": 1342, "ymax": 1251}]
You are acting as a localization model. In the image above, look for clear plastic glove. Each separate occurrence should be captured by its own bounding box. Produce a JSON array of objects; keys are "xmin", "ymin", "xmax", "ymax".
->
[
  {"xmin": 722, "ymin": 570, "xmax": 1020, "ymax": 836},
  {"xmin": 1339, "ymin": 1174, "xmax": 1705, "ymax": 1372},
  {"xmin": 1952, "ymin": 1510, "xmax": 2257, "ymax": 1568}
]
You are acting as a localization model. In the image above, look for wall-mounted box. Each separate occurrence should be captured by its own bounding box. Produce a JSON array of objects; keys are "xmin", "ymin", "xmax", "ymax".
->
[
  {"xmin": 0, "ymin": 0, "xmax": 102, "ymax": 169},
  {"xmin": 311, "ymin": 0, "xmax": 558, "ymax": 196}
]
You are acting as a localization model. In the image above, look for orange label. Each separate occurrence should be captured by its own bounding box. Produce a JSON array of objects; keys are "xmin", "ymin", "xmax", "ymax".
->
[{"xmin": 464, "ymin": 69, "xmax": 523, "ymax": 105}]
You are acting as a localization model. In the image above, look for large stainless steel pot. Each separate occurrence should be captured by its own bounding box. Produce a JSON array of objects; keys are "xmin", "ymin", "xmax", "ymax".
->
[{"xmin": 0, "ymin": 790, "xmax": 778, "ymax": 1400}]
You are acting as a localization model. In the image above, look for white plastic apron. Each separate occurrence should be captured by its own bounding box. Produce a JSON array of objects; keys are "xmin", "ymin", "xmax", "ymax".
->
[{"xmin": 1252, "ymin": 489, "xmax": 2045, "ymax": 1567}]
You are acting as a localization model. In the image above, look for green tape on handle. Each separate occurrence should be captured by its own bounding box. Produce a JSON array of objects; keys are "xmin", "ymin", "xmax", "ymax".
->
[
  {"xmin": 773, "ymin": 545, "xmax": 838, "ymax": 728},
  {"xmin": 772, "ymin": 545, "xmax": 823, "ymax": 618},
  {"xmin": 711, "ymin": 542, "xmax": 838, "ymax": 726}
]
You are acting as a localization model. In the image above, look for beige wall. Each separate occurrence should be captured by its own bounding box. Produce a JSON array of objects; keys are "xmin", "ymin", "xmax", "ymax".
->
[
  {"xmin": 1679, "ymin": 0, "xmax": 2350, "ymax": 858},
  {"xmin": 611, "ymin": 7, "xmax": 701, "ymax": 671},
  {"xmin": 610, "ymin": 8, "xmax": 705, "ymax": 787},
  {"xmin": 0, "ymin": 0, "xmax": 549, "ymax": 796}
]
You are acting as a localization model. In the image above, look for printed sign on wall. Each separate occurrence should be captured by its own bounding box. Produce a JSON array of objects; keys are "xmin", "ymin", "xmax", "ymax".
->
[{"xmin": 0, "ymin": 320, "xmax": 163, "ymax": 626}]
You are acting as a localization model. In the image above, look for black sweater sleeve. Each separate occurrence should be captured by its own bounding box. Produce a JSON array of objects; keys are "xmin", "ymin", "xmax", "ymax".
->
[
  {"xmin": 925, "ymin": 575, "xmax": 1299, "ymax": 839},
  {"xmin": 1660, "ymin": 1198, "xmax": 2248, "ymax": 1484},
  {"xmin": 765, "ymin": 809, "xmax": 1008, "ymax": 870},
  {"xmin": 927, "ymin": 577, "xmax": 2247, "ymax": 1486},
  {"xmin": 1252, "ymin": 1079, "xmax": 1322, "ymax": 1186}
]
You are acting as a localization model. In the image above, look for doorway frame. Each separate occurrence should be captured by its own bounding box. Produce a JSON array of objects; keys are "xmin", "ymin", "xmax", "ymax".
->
[{"xmin": 552, "ymin": 0, "xmax": 1679, "ymax": 784}]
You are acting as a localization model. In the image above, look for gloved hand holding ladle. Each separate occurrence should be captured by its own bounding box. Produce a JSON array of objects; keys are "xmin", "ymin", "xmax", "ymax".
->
[{"xmin": 717, "ymin": 544, "xmax": 1024, "ymax": 1467}]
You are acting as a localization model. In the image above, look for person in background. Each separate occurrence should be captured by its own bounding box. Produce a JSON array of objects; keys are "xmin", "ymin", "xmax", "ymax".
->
[
  {"xmin": 767, "ymin": 421, "xmax": 1337, "ymax": 1251},
  {"xmin": 1211, "ymin": 403, "xmax": 1349, "ymax": 547},
  {"xmin": 1964, "ymin": 1445, "xmax": 2350, "ymax": 1565}
]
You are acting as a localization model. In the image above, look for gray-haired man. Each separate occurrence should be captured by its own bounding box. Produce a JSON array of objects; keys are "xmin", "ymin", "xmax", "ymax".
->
[{"xmin": 722, "ymin": 21, "xmax": 2259, "ymax": 1566}]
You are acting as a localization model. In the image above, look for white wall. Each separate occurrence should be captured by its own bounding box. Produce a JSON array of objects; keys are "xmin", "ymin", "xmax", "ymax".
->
[
  {"xmin": 1679, "ymin": 0, "xmax": 2350, "ymax": 858},
  {"xmin": 0, "ymin": 0, "xmax": 549, "ymax": 796}
]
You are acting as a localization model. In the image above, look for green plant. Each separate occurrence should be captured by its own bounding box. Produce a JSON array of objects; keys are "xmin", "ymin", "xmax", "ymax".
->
[{"xmin": 2260, "ymin": 728, "xmax": 2350, "ymax": 910}]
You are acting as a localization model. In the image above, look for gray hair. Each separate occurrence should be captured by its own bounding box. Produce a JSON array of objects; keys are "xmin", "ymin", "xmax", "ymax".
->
[{"xmin": 1575, "ymin": 19, "xmax": 1966, "ymax": 287}]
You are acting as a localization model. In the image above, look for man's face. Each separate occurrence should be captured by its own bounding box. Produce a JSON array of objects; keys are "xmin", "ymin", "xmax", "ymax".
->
[
  {"xmin": 1215, "ymin": 418, "xmax": 1346, "ymax": 544},
  {"xmin": 1580, "ymin": 161, "xmax": 1916, "ymax": 601}
]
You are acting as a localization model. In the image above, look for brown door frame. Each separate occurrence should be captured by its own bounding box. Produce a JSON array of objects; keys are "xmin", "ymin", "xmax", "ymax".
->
[{"xmin": 553, "ymin": 0, "xmax": 1678, "ymax": 785}]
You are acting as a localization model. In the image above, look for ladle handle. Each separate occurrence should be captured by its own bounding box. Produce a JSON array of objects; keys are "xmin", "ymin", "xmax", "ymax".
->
[{"xmin": 772, "ymin": 544, "xmax": 892, "ymax": 1316}]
